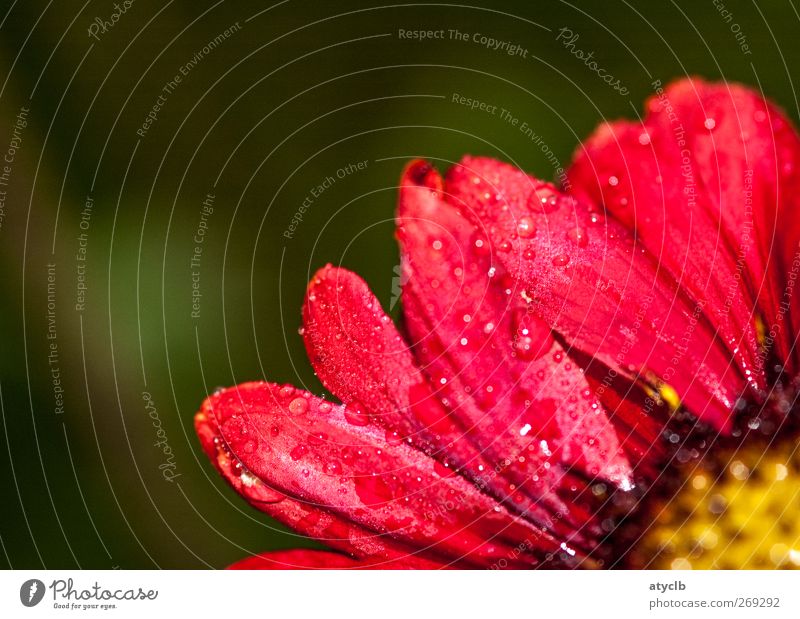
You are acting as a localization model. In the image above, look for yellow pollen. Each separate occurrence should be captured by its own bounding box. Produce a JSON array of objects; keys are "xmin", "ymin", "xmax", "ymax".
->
[
  {"xmin": 632, "ymin": 440, "xmax": 800, "ymax": 569},
  {"xmin": 658, "ymin": 383, "xmax": 681, "ymax": 412},
  {"xmin": 755, "ymin": 315, "xmax": 767, "ymax": 347}
]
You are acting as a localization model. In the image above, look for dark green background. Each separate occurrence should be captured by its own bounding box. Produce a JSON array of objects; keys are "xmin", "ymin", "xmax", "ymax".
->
[{"xmin": 1, "ymin": 0, "xmax": 797, "ymax": 568}]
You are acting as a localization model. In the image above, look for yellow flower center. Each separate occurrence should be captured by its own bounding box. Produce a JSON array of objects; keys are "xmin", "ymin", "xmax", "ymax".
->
[{"xmin": 630, "ymin": 438, "xmax": 800, "ymax": 569}]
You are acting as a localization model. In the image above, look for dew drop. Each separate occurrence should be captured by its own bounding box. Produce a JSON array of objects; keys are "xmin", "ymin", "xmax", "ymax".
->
[
  {"xmin": 516, "ymin": 216, "xmax": 536, "ymax": 238},
  {"xmin": 288, "ymin": 397, "xmax": 309, "ymax": 415},
  {"xmin": 344, "ymin": 402, "xmax": 370, "ymax": 426},
  {"xmin": 354, "ymin": 474, "xmax": 394, "ymax": 508},
  {"xmin": 325, "ymin": 461, "xmax": 342, "ymax": 475},
  {"xmin": 290, "ymin": 444, "xmax": 308, "ymax": 461},
  {"xmin": 704, "ymin": 117, "xmax": 716, "ymax": 130},
  {"xmin": 512, "ymin": 309, "xmax": 554, "ymax": 361},
  {"xmin": 526, "ymin": 191, "xmax": 560, "ymax": 213},
  {"xmin": 385, "ymin": 429, "xmax": 403, "ymax": 446},
  {"xmin": 566, "ymin": 227, "xmax": 588, "ymax": 247},
  {"xmin": 307, "ymin": 431, "xmax": 328, "ymax": 446},
  {"xmin": 552, "ymin": 254, "xmax": 570, "ymax": 267}
]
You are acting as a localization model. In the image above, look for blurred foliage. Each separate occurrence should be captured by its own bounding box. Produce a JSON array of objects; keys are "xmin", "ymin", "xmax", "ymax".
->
[{"xmin": 1, "ymin": 0, "xmax": 799, "ymax": 568}]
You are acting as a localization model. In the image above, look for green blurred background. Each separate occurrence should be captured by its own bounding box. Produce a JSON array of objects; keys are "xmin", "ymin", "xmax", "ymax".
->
[{"xmin": 0, "ymin": 0, "xmax": 798, "ymax": 568}]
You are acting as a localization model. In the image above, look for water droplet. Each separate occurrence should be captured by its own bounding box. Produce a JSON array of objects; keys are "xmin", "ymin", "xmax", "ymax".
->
[
  {"xmin": 526, "ymin": 191, "xmax": 560, "ymax": 213},
  {"xmin": 344, "ymin": 402, "xmax": 370, "ymax": 426},
  {"xmin": 288, "ymin": 397, "xmax": 309, "ymax": 415},
  {"xmin": 278, "ymin": 385, "xmax": 295, "ymax": 399},
  {"xmin": 432, "ymin": 240, "xmax": 443, "ymax": 250},
  {"xmin": 354, "ymin": 474, "xmax": 394, "ymax": 508},
  {"xmin": 325, "ymin": 461, "xmax": 342, "ymax": 475},
  {"xmin": 318, "ymin": 402, "xmax": 332, "ymax": 414},
  {"xmin": 385, "ymin": 429, "xmax": 403, "ymax": 446},
  {"xmin": 566, "ymin": 227, "xmax": 588, "ymax": 247},
  {"xmin": 511, "ymin": 309, "xmax": 553, "ymax": 361},
  {"xmin": 290, "ymin": 444, "xmax": 308, "ymax": 461},
  {"xmin": 516, "ymin": 216, "xmax": 536, "ymax": 238},
  {"xmin": 608, "ymin": 175, "xmax": 619, "ymax": 187},
  {"xmin": 523, "ymin": 248, "xmax": 536, "ymax": 260},
  {"xmin": 551, "ymin": 254, "xmax": 570, "ymax": 267},
  {"xmin": 704, "ymin": 117, "xmax": 716, "ymax": 130},
  {"xmin": 638, "ymin": 132, "xmax": 651, "ymax": 145}
]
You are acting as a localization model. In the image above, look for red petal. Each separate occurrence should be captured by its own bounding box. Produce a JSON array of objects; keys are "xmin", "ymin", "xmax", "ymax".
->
[
  {"xmin": 196, "ymin": 382, "xmax": 572, "ymax": 568},
  {"xmin": 302, "ymin": 263, "xmax": 583, "ymax": 541},
  {"xmin": 196, "ymin": 402, "xmax": 437, "ymax": 566},
  {"xmin": 568, "ymin": 78, "xmax": 800, "ymax": 388},
  {"xmin": 228, "ymin": 549, "xmax": 445, "ymax": 569},
  {"xmin": 444, "ymin": 155, "xmax": 742, "ymax": 431},
  {"xmin": 397, "ymin": 160, "xmax": 635, "ymax": 492}
]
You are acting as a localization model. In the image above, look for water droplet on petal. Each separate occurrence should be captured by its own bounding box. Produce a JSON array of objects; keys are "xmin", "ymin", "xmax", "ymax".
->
[
  {"xmin": 516, "ymin": 216, "xmax": 536, "ymax": 238},
  {"xmin": 552, "ymin": 254, "xmax": 570, "ymax": 267},
  {"xmin": 566, "ymin": 227, "xmax": 588, "ymax": 247},
  {"xmin": 354, "ymin": 474, "xmax": 394, "ymax": 508},
  {"xmin": 385, "ymin": 429, "xmax": 403, "ymax": 446},
  {"xmin": 288, "ymin": 397, "xmax": 309, "ymax": 415},
  {"xmin": 512, "ymin": 309, "xmax": 554, "ymax": 361},
  {"xmin": 704, "ymin": 117, "xmax": 716, "ymax": 130},
  {"xmin": 307, "ymin": 431, "xmax": 328, "ymax": 446},
  {"xmin": 526, "ymin": 190, "xmax": 560, "ymax": 213},
  {"xmin": 290, "ymin": 444, "xmax": 308, "ymax": 461},
  {"xmin": 344, "ymin": 402, "xmax": 370, "ymax": 426}
]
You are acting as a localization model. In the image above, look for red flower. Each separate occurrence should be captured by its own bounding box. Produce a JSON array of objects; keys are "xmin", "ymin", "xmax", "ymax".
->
[{"xmin": 195, "ymin": 78, "xmax": 800, "ymax": 569}]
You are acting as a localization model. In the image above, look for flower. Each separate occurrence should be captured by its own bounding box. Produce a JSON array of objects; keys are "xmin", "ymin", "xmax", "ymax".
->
[{"xmin": 195, "ymin": 78, "xmax": 800, "ymax": 569}]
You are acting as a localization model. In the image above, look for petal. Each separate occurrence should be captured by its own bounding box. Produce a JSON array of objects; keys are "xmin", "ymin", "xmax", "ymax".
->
[
  {"xmin": 397, "ymin": 160, "xmax": 636, "ymax": 491},
  {"xmin": 196, "ymin": 402, "xmax": 437, "ymax": 566},
  {"xmin": 568, "ymin": 78, "xmax": 800, "ymax": 389},
  {"xmin": 444, "ymin": 155, "xmax": 742, "ymax": 431},
  {"xmin": 228, "ymin": 549, "xmax": 442, "ymax": 569},
  {"xmin": 196, "ymin": 382, "xmax": 573, "ymax": 568},
  {"xmin": 302, "ymin": 264, "xmax": 586, "ymax": 542}
]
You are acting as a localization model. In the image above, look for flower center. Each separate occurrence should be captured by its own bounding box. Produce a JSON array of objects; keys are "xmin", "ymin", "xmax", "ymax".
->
[{"xmin": 628, "ymin": 438, "xmax": 800, "ymax": 569}]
